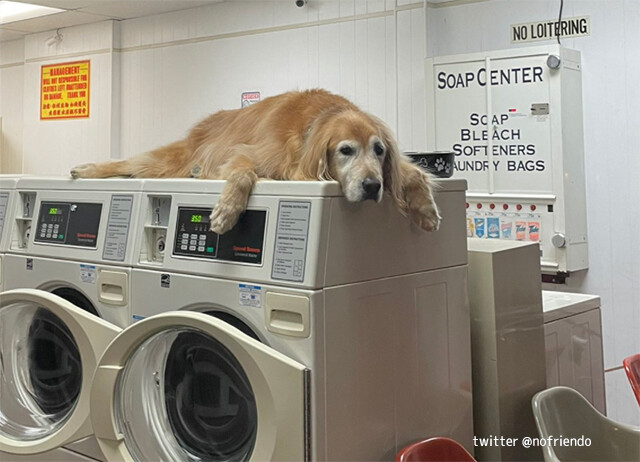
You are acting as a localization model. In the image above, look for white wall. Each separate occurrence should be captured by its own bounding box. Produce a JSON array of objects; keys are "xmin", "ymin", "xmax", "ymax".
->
[
  {"xmin": 0, "ymin": 0, "xmax": 638, "ymax": 425},
  {"xmin": 1, "ymin": 1, "xmax": 429, "ymax": 172},
  {"xmin": 0, "ymin": 21, "xmax": 120, "ymax": 174},
  {"xmin": 0, "ymin": 39, "xmax": 25, "ymax": 173},
  {"xmin": 117, "ymin": 0, "xmax": 427, "ymax": 158},
  {"xmin": 427, "ymin": 0, "xmax": 640, "ymax": 427}
]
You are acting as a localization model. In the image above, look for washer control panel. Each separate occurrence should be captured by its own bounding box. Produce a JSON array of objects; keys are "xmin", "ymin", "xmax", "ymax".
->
[
  {"xmin": 173, "ymin": 207, "xmax": 266, "ymax": 264},
  {"xmin": 35, "ymin": 201, "xmax": 102, "ymax": 247}
]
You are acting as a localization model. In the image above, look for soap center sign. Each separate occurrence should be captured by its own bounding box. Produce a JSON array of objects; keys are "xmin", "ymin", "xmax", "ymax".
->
[
  {"xmin": 429, "ymin": 55, "xmax": 554, "ymax": 194},
  {"xmin": 41, "ymin": 60, "xmax": 90, "ymax": 120}
]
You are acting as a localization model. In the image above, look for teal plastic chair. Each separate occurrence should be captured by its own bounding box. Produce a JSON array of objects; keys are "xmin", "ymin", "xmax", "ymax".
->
[{"xmin": 532, "ymin": 386, "xmax": 640, "ymax": 462}]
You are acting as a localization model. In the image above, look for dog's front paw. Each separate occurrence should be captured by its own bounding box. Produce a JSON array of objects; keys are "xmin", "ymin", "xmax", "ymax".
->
[
  {"xmin": 412, "ymin": 204, "xmax": 442, "ymax": 232},
  {"xmin": 70, "ymin": 163, "xmax": 97, "ymax": 179},
  {"xmin": 407, "ymin": 192, "xmax": 442, "ymax": 232},
  {"xmin": 209, "ymin": 203, "xmax": 243, "ymax": 235}
]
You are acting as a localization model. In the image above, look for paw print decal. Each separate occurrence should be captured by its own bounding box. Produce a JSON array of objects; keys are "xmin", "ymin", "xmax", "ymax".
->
[{"xmin": 434, "ymin": 157, "xmax": 451, "ymax": 174}]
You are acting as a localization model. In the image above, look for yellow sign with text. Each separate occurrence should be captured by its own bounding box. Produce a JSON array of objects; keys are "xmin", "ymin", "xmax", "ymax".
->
[{"xmin": 40, "ymin": 60, "xmax": 90, "ymax": 120}]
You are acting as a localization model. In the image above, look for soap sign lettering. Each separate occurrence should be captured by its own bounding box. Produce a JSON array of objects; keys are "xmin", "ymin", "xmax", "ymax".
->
[
  {"xmin": 453, "ymin": 113, "xmax": 545, "ymax": 174},
  {"xmin": 437, "ymin": 66, "xmax": 543, "ymax": 90}
]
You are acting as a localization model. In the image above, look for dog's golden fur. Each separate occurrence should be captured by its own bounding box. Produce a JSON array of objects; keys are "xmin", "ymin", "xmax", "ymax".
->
[{"xmin": 71, "ymin": 89, "xmax": 440, "ymax": 233}]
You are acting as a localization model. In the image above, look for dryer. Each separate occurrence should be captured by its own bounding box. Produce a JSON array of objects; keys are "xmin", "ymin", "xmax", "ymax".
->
[
  {"xmin": 1, "ymin": 179, "xmax": 473, "ymax": 461},
  {"xmin": 1, "ymin": 177, "xmax": 144, "ymax": 461}
]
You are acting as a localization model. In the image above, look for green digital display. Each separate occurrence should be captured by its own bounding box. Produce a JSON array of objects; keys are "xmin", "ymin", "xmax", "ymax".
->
[
  {"xmin": 49, "ymin": 207, "xmax": 58, "ymax": 215},
  {"xmin": 190, "ymin": 214, "xmax": 203, "ymax": 223}
]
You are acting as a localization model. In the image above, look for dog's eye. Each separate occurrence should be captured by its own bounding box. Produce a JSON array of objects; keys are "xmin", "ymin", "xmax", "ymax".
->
[
  {"xmin": 374, "ymin": 143, "xmax": 385, "ymax": 156},
  {"xmin": 339, "ymin": 145, "xmax": 354, "ymax": 156}
]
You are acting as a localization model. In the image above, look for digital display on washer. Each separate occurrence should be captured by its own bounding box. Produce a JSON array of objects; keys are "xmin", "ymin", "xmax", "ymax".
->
[
  {"xmin": 35, "ymin": 201, "xmax": 102, "ymax": 247},
  {"xmin": 173, "ymin": 207, "xmax": 266, "ymax": 264}
]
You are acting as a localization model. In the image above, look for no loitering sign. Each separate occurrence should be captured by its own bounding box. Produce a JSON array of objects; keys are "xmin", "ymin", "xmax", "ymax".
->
[{"xmin": 511, "ymin": 16, "xmax": 590, "ymax": 44}]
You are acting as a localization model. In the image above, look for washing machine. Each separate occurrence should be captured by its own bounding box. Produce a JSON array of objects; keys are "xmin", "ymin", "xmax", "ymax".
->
[
  {"xmin": 0, "ymin": 177, "xmax": 144, "ymax": 461},
  {"xmin": 542, "ymin": 290, "xmax": 605, "ymax": 413},
  {"xmin": 0, "ymin": 176, "xmax": 23, "ymax": 292},
  {"xmin": 1, "ymin": 178, "xmax": 473, "ymax": 461}
]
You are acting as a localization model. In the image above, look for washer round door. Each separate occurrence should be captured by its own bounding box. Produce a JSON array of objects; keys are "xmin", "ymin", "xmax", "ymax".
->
[
  {"xmin": 0, "ymin": 289, "xmax": 121, "ymax": 454},
  {"xmin": 90, "ymin": 311, "xmax": 310, "ymax": 462}
]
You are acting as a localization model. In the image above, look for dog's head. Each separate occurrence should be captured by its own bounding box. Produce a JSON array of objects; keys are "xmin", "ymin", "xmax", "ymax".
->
[{"xmin": 300, "ymin": 109, "xmax": 404, "ymax": 206}]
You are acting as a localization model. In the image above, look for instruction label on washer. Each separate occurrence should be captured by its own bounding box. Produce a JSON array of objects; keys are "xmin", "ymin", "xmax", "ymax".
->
[
  {"xmin": 80, "ymin": 264, "xmax": 96, "ymax": 284},
  {"xmin": 271, "ymin": 201, "xmax": 310, "ymax": 282},
  {"xmin": 103, "ymin": 195, "xmax": 133, "ymax": 262},
  {"xmin": 239, "ymin": 284, "xmax": 262, "ymax": 308},
  {"xmin": 0, "ymin": 192, "xmax": 9, "ymax": 241}
]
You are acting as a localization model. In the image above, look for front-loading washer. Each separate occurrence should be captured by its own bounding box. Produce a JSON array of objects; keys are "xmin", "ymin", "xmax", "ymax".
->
[
  {"xmin": 0, "ymin": 290, "xmax": 120, "ymax": 461},
  {"xmin": 0, "ymin": 177, "xmax": 144, "ymax": 461},
  {"xmin": 1, "ymin": 178, "xmax": 474, "ymax": 461},
  {"xmin": 124, "ymin": 178, "xmax": 473, "ymax": 461}
]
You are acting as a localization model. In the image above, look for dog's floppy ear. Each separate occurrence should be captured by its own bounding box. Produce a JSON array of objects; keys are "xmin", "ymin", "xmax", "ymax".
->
[
  {"xmin": 297, "ymin": 112, "xmax": 336, "ymax": 181},
  {"xmin": 375, "ymin": 118, "xmax": 409, "ymax": 213}
]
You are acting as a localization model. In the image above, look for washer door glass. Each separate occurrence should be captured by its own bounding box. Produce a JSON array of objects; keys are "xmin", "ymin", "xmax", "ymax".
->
[
  {"xmin": 50, "ymin": 287, "xmax": 99, "ymax": 317},
  {"xmin": 115, "ymin": 327, "xmax": 258, "ymax": 461},
  {"xmin": 0, "ymin": 300, "xmax": 82, "ymax": 440}
]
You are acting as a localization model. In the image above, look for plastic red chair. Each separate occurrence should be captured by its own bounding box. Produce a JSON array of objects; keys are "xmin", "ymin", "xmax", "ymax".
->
[
  {"xmin": 623, "ymin": 353, "xmax": 640, "ymax": 407},
  {"xmin": 396, "ymin": 437, "xmax": 476, "ymax": 462}
]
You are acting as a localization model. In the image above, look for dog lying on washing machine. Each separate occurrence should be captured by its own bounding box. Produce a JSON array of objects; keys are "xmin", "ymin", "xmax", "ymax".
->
[{"xmin": 71, "ymin": 89, "xmax": 441, "ymax": 234}]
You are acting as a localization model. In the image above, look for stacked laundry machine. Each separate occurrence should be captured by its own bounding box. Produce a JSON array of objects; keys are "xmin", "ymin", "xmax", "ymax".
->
[{"xmin": 1, "ymin": 178, "xmax": 473, "ymax": 461}]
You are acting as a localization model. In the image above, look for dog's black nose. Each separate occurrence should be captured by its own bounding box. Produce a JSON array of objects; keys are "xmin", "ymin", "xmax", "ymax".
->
[{"xmin": 362, "ymin": 178, "xmax": 381, "ymax": 200}]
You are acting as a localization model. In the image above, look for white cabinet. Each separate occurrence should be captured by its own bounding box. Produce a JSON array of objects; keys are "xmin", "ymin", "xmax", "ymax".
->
[{"xmin": 467, "ymin": 239, "xmax": 547, "ymax": 462}]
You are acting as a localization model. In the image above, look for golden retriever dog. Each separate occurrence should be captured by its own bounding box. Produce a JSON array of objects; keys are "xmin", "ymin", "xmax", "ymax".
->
[{"xmin": 71, "ymin": 89, "xmax": 441, "ymax": 234}]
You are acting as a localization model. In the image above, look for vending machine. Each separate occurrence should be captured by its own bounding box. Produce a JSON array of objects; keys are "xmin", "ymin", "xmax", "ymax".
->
[{"xmin": 426, "ymin": 45, "xmax": 588, "ymax": 280}]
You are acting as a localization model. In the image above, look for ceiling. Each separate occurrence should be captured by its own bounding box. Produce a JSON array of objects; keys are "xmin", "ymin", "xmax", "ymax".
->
[
  {"xmin": 0, "ymin": 0, "xmax": 223, "ymax": 42},
  {"xmin": 0, "ymin": 0, "xmax": 477, "ymax": 43}
]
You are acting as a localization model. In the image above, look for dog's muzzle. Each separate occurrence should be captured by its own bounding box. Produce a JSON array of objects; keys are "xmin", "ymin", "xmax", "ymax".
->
[{"xmin": 362, "ymin": 178, "xmax": 381, "ymax": 201}]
